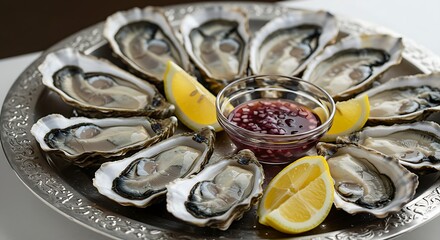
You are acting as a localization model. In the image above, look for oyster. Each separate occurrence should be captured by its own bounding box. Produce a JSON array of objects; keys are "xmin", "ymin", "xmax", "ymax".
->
[
  {"xmin": 338, "ymin": 121, "xmax": 440, "ymax": 172},
  {"xmin": 249, "ymin": 11, "xmax": 338, "ymax": 76},
  {"xmin": 104, "ymin": 7, "xmax": 191, "ymax": 84},
  {"xmin": 302, "ymin": 34, "xmax": 403, "ymax": 100},
  {"xmin": 31, "ymin": 114, "xmax": 177, "ymax": 167},
  {"xmin": 93, "ymin": 127, "xmax": 215, "ymax": 207},
  {"xmin": 166, "ymin": 149, "xmax": 264, "ymax": 230},
  {"xmin": 180, "ymin": 6, "xmax": 250, "ymax": 93},
  {"xmin": 317, "ymin": 143, "xmax": 418, "ymax": 218},
  {"xmin": 39, "ymin": 48, "xmax": 174, "ymax": 118},
  {"xmin": 360, "ymin": 73, "xmax": 440, "ymax": 124}
]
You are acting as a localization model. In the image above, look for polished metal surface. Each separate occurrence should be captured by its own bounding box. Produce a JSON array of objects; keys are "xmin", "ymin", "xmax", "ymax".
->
[{"xmin": 2, "ymin": 2, "xmax": 440, "ymax": 239}]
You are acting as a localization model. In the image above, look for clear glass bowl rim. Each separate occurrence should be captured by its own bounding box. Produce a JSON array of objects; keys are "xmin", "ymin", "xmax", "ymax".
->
[{"xmin": 215, "ymin": 75, "xmax": 336, "ymax": 140}]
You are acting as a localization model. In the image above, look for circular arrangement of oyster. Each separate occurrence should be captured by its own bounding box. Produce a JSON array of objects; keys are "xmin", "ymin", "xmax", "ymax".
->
[
  {"xmin": 317, "ymin": 143, "xmax": 418, "ymax": 218},
  {"xmin": 38, "ymin": 48, "xmax": 174, "ymax": 118},
  {"xmin": 166, "ymin": 149, "xmax": 264, "ymax": 230},
  {"xmin": 180, "ymin": 6, "xmax": 250, "ymax": 93},
  {"xmin": 31, "ymin": 114, "xmax": 177, "ymax": 167},
  {"xmin": 30, "ymin": 4, "xmax": 440, "ymax": 233},
  {"xmin": 104, "ymin": 7, "xmax": 191, "ymax": 84},
  {"xmin": 361, "ymin": 72, "xmax": 440, "ymax": 124},
  {"xmin": 302, "ymin": 34, "xmax": 404, "ymax": 100},
  {"xmin": 338, "ymin": 121, "xmax": 440, "ymax": 172},
  {"xmin": 93, "ymin": 127, "xmax": 216, "ymax": 207},
  {"xmin": 249, "ymin": 10, "xmax": 338, "ymax": 76}
]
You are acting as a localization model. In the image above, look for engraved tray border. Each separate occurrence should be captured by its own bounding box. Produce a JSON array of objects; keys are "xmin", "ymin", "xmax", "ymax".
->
[{"xmin": 2, "ymin": 2, "xmax": 440, "ymax": 240}]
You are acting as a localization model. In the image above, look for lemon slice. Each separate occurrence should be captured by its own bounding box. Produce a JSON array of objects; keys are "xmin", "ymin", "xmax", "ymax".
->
[
  {"xmin": 321, "ymin": 94, "xmax": 370, "ymax": 142},
  {"xmin": 258, "ymin": 156, "xmax": 334, "ymax": 234},
  {"xmin": 163, "ymin": 61, "xmax": 222, "ymax": 132}
]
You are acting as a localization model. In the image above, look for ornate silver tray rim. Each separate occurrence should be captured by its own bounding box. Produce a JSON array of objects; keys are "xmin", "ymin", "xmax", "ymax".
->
[{"xmin": 2, "ymin": 2, "xmax": 440, "ymax": 240}]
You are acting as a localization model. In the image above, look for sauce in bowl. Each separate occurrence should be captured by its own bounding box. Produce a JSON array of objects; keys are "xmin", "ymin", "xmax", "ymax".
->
[
  {"xmin": 226, "ymin": 99, "xmax": 323, "ymax": 164},
  {"xmin": 228, "ymin": 99, "xmax": 321, "ymax": 135},
  {"xmin": 216, "ymin": 75, "xmax": 335, "ymax": 164}
]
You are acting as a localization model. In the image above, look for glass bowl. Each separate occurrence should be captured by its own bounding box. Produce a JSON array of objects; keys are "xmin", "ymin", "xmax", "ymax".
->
[{"xmin": 216, "ymin": 75, "xmax": 335, "ymax": 164}]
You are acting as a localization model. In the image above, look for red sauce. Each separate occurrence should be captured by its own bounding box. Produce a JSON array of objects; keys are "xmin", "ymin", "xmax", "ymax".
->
[
  {"xmin": 227, "ymin": 99, "xmax": 322, "ymax": 164},
  {"xmin": 228, "ymin": 99, "xmax": 321, "ymax": 135}
]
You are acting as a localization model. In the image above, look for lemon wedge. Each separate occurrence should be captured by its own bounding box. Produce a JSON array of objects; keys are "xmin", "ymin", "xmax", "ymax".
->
[
  {"xmin": 163, "ymin": 61, "xmax": 222, "ymax": 132},
  {"xmin": 258, "ymin": 156, "xmax": 334, "ymax": 234},
  {"xmin": 321, "ymin": 94, "xmax": 370, "ymax": 142}
]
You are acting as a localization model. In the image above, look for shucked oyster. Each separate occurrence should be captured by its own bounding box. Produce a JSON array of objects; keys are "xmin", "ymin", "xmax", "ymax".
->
[
  {"xmin": 38, "ymin": 48, "xmax": 174, "ymax": 118},
  {"xmin": 338, "ymin": 121, "xmax": 440, "ymax": 172},
  {"xmin": 360, "ymin": 73, "xmax": 440, "ymax": 124},
  {"xmin": 180, "ymin": 6, "xmax": 250, "ymax": 93},
  {"xmin": 166, "ymin": 149, "xmax": 264, "ymax": 230},
  {"xmin": 317, "ymin": 143, "xmax": 418, "ymax": 218},
  {"xmin": 93, "ymin": 127, "xmax": 215, "ymax": 207},
  {"xmin": 31, "ymin": 114, "xmax": 177, "ymax": 167},
  {"xmin": 302, "ymin": 34, "xmax": 403, "ymax": 100},
  {"xmin": 104, "ymin": 7, "xmax": 191, "ymax": 84},
  {"xmin": 249, "ymin": 10, "xmax": 338, "ymax": 76}
]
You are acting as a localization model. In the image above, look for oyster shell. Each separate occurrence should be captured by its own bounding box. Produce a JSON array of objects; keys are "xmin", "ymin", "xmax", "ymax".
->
[
  {"xmin": 39, "ymin": 48, "xmax": 174, "ymax": 118},
  {"xmin": 31, "ymin": 114, "xmax": 177, "ymax": 167},
  {"xmin": 104, "ymin": 7, "xmax": 191, "ymax": 84},
  {"xmin": 302, "ymin": 34, "xmax": 404, "ymax": 100},
  {"xmin": 93, "ymin": 127, "xmax": 215, "ymax": 207},
  {"xmin": 338, "ymin": 121, "xmax": 440, "ymax": 172},
  {"xmin": 166, "ymin": 149, "xmax": 264, "ymax": 230},
  {"xmin": 180, "ymin": 6, "xmax": 250, "ymax": 93},
  {"xmin": 361, "ymin": 72, "xmax": 440, "ymax": 124},
  {"xmin": 249, "ymin": 11, "xmax": 338, "ymax": 76},
  {"xmin": 317, "ymin": 143, "xmax": 418, "ymax": 218}
]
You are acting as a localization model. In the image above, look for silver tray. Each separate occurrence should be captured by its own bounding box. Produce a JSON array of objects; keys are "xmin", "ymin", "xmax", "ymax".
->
[{"xmin": 2, "ymin": 2, "xmax": 440, "ymax": 239}]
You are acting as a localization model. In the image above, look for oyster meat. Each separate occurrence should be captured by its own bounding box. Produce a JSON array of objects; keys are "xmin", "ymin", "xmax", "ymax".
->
[
  {"xmin": 166, "ymin": 149, "xmax": 264, "ymax": 230},
  {"xmin": 302, "ymin": 34, "xmax": 403, "ymax": 100},
  {"xmin": 249, "ymin": 10, "xmax": 338, "ymax": 76},
  {"xmin": 31, "ymin": 114, "xmax": 177, "ymax": 167},
  {"xmin": 317, "ymin": 143, "xmax": 418, "ymax": 218},
  {"xmin": 104, "ymin": 7, "xmax": 191, "ymax": 84},
  {"xmin": 39, "ymin": 48, "xmax": 174, "ymax": 118},
  {"xmin": 93, "ymin": 127, "xmax": 215, "ymax": 207},
  {"xmin": 180, "ymin": 6, "xmax": 250, "ymax": 93},
  {"xmin": 338, "ymin": 121, "xmax": 440, "ymax": 172},
  {"xmin": 361, "ymin": 73, "xmax": 440, "ymax": 124}
]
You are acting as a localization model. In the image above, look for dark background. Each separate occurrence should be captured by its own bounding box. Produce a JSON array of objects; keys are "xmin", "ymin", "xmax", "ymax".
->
[{"xmin": 0, "ymin": 0, "xmax": 278, "ymax": 59}]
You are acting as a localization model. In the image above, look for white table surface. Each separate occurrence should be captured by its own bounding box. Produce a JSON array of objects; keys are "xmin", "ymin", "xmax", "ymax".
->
[{"xmin": 1, "ymin": 0, "xmax": 440, "ymax": 239}]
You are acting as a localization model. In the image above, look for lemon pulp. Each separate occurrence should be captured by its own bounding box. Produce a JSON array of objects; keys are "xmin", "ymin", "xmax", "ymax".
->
[
  {"xmin": 321, "ymin": 94, "xmax": 370, "ymax": 142},
  {"xmin": 163, "ymin": 61, "xmax": 222, "ymax": 131}
]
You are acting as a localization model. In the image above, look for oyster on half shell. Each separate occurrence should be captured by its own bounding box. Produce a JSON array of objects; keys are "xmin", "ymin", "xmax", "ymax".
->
[
  {"xmin": 180, "ymin": 6, "xmax": 250, "ymax": 93},
  {"xmin": 317, "ymin": 143, "xmax": 418, "ymax": 218},
  {"xmin": 104, "ymin": 7, "xmax": 191, "ymax": 84},
  {"xmin": 38, "ymin": 48, "xmax": 174, "ymax": 118},
  {"xmin": 166, "ymin": 149, "xmax": 264, "ymax": 230},
  {"xmin": 31, "ymin": 114, "xmax": 177, "ymax": 167},
  {"xmin": 93, "ymin": 127, "xmax": 215, "ymax": 207},
  {"xmin": 249, "ymin": 10, "xmax": 338, "ymax": 76},
  {"xmin": 338, "ymin": 121, "xmax": 440, "ymax": 172},
  {"xmin": 361, "ymin": 72, "xmax": 440, "ymax": 124},
  {"xmin": 302, "ymin": 34, "xmax": 403, "ymax": 100}
]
